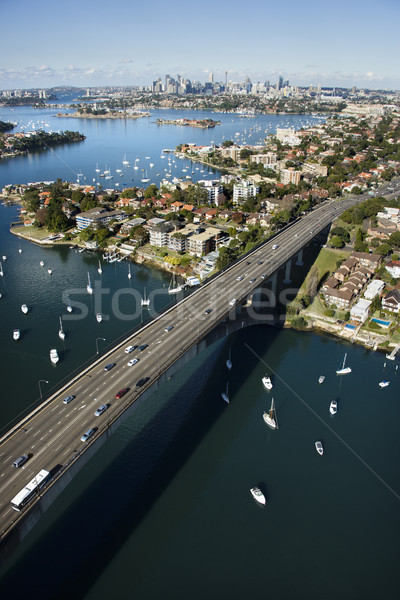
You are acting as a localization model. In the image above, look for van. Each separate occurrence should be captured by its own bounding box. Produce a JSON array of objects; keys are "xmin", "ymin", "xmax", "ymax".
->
[{"xmin": 13, "ymin": 454, "xmax": 28, "ymax": 468}]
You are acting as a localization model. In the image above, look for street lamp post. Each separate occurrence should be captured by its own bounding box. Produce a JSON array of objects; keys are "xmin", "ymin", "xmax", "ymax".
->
[
  {"xmin": 96, "ymin": 337, "xmax": 106, "ymax": 355},
  {"xmin": 38, "ymin": 379, "xmax": 49, "ymax": 401}
]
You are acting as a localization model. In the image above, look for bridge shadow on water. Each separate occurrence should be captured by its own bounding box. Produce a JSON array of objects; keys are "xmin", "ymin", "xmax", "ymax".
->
[{"xmin": 0, "ymin": 236, "xmax": 327, "ymax": 598}]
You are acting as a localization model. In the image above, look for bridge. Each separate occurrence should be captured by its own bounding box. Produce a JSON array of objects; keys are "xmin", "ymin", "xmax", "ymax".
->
[{"xmin": 0, "ymin": 182, "xmax": 396, "ymax": 560}]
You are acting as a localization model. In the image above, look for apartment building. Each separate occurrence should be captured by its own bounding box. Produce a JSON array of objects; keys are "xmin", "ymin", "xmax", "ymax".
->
[{"xmin": 233, "ymin": 180, "xmax": 260, "ymax": 204}]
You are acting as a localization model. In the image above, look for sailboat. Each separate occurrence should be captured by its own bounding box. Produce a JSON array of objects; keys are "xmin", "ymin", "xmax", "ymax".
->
[
  {"xmin": 336, "ymin": 352, "xmax": 351, "ymax": 375},
  {"xmin": 96, "ymin": 313, "xmax": 103, "ymax": 323},
  {"xmin": 315, "ymin": 441, "xmax": 324, "ymax": 455},
  {"xmin": 50, "ymin": 348, "xmax": 59, "ymax": 365},
  {"xmin": 318, "ymin": 375, "xmax": 325, "ymax": 384},
  {"xmin": 263, "ymin": 397, "xmax": 278, "ymax": 429},
  {"xmin": 122, "ymin": 154, "xmax": 129, "ymax": 165},
  {"xmin": 226, "ymin": 349, "xmax": 232, "ymax": 370},
  {"xmin": 329, "ymin": 400, "xmax": 337, "ymax": 415},
  {"xmin": 13, "ymin": 329, "xmax": 20, "ymax": 341},
  {"xmin": 58, "ymin": 316, "xmax": 65, "ymax": 340},
  {"xmin": 168, "ymin": 274, "xmax": 182, "ymax": 294},
  {"xmin": 128, "ymin": 264, "xmax": 132, "ymax": 279},
  {"xmin": 221, "ymin": 382, "xmax": 230, "ymax": 404},
  {"xmin": 21, "ymin": 304, "xmax": 28, "ymax": 314},
  {"xmin": 67, "ymin": 298, "xmax": 73, "ymax": 313},
  {"xmin": 97, "ymin": 260, "xmax": 102, "ymax": 275},
  {"xmin": 141, "ymin": 288, "xmax": 150, "ymax": 307},
  {"xmin": 87, "ymin": 272, "xmax": 93, "ymax": 295},
  {"xmin": 0, "ymin": 261, "xmax": 3, "ymax": 277},
  {"xmin": 141, "ymin": 170, "xmax": 150, "ymax": 183}
]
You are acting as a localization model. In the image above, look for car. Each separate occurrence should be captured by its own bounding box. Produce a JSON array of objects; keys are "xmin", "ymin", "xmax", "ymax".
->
[
  {"xmin": 128, "ymin": 358, "xmax": 139, "ymax": 366},
  {"xmin": 138, "ymin": 344, "xmax": 148, "ymax": 352},
  {"xmin": 125, "ymin": 345, "xmax": 138, "ymax": 354},
  {"xmin": 204, "ymin": 308, "xmax": 212, "ymax": 315},
  {"xmin": 81, "ymin": 428, "xmax": 96, "ymax": 442},
  {"xmin": 261, "ymin": 273, "xmax": 267, "ymax": 279},
  {"xmin": 236, "ymin": 276, "xmax": 244, "ymax": 281},
  {"xmin": 13, "ymin": 454, "xmax": 29, "ymax": 468},
  {"xmin": 249, "ymin": 278, "xmax": 256, "ymax": 283},
  {"xmin": 116, "ymin": 387, "xmax": 129, "ymax": 399},
  {"xmin": 229, "ymin": 298, "xmax": 237, "ymax": 306},
  {"xmin": 246, "ymin": 261, "xmax": 251, "ymax": 265},
  {"xmin": 104, "ymin": 363, "xmax": 116, "ymax": 372},
  {"xmin": 164, "ymin": 325, "xmax": 174, "ymax": 332},
  {"xmin": 63, "ymin": 395, "xmax": 75, "ymax": 404},
  {"xmin": 136, "ymin": 377, "xmax": 150, "ymax": 388},
  {"xmin": 272, "ymin": 244, "xmax": 279, "ymax": 250},
  {"xmin": 94, "ymin": 404, "xmax": 109, "ymax": 417},
  {"xmin": 257, "ymin": 260, "xmax": 263, "ymax": 265}
]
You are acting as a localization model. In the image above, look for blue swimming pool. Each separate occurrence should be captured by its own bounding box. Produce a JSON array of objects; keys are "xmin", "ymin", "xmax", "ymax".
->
[
  {"xmin": 371, "ymin": 318, "xmax": 391, "ymax": 327},
  {"xmin": 345, "ymin": 324, "xmax": 356, "ymax": 330}
]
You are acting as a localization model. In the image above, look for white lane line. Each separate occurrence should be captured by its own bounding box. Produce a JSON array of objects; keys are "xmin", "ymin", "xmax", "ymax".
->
[{"xmin": 33, "ymin": 430, "xmax": 41, "ymax": 437}]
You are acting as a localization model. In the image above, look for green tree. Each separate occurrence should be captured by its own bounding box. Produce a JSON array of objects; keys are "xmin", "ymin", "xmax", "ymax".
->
[
  {"xmin": 375, "ymin": 243, "xmax": 392, "ymax": 256},
  {"xmin": 330, "ymin": 235, "xmax": 345, "ymax": 249}
]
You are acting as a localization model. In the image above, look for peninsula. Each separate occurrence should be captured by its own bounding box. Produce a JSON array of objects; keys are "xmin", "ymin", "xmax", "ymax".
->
[{"xmin": 155, "ymin": 117, "xmax": 220, "ymax": 128}]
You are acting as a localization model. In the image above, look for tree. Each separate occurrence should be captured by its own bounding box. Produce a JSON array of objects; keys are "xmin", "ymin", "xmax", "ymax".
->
[
  {"xmin": 144, "ymin": 184, "xmax": 158, "ymax": 199},
  {"xmin": 375, "ymin": 243, "xmax": 392, "ymax": 256},
  {"xmin": 330, "ymin": 235, "xmax": 345, "ymax": 249},
  {"xmin": 221, "ymin": 140, "xmax": 234, "ymax": 148},
  {"xmin": 330, "ymin": 226, "xmax": 350, "ymax": 243},
  {"xmin": 240, "ymin": 148, "xmax": 252, "ymax": 160},
  {"xmin": 389, "ymin": 231, "xmax": 400, "ymax": 248}
]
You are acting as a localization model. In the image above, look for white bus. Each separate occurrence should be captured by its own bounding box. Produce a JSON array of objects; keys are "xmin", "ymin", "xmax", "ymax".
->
[{"xmin": 11, "ymin": 469, "xmax": 51, "ymax": 511}]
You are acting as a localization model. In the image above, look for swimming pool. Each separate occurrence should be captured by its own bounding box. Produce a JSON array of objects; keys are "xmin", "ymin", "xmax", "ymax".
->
[
  {"xmin": 371, "ymin": 318, "xmax": 391, "ymax": 328},
  {"xmin": 345, "ymin": 324, "xmax": 356, "ymax": 330}
]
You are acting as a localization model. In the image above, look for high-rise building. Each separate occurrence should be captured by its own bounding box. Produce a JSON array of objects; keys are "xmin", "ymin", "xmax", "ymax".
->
[{"xmin": 209, "ymin": 72, "xmax": 214, "ymax": 84}]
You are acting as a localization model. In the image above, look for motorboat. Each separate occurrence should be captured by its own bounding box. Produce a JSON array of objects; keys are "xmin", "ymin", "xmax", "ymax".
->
[
  {"xmin": 226, "ymin": 349, "xmax": 232, "ymax": 371},
  {"xmin": 336, "ymin": 352, "xmax": 351, "ymax": 375},
  {"xmin": 128, "ymin": 264, "xmax": 132, "ymax": 279},
  {"xmin": 329, "ymin": 400, "xmax": 337, "ymax": 415},
  {"xmin": 250, "ymin": 487, "xmax": 266, "ymax": 506},
  {"xmin": 96, "ymin": 313, "xmax": 103, "ymax": 323},
  {"xmin": 13, "ymin": 329, "xmax": 20, "ymax": 341},
  {"xmin": 50, "ymin": 348, "xmax": 59, "ymax": 364},
  {"xmin": 21, "ymin": 304, "xmax": 28, "ymax": 314},
  {"xmin": 318, "ymin": 375, "xmax": 325, "ymax": 384},
  {"xmin": 263, "ymin": 397, "xmax": 277, "ymax": 429},
  {"xmin": 315, "ymin": 441, "xmax": 324, "ymax": 455},
  {"xmin": 40, "ymin": 261, "xmax": 45, "ymax": 267},
  {"xmin": 87, "ymin": 272, "xmax": 93, "ymax": 295},
  {"xmin": 48, "ymin": 268, "xmax": 52, "ymax": 275},
  {"xmin": 262, "ymin": 376, "xmax": 273, "ymax": 390},
  {"xmin": 141, "ymin": 288, "xmax": 150, "ymax": 307},
  {"xmin": 379, "ymin": 381, "xmax": 390, "ymax": 388},
  {"xmin": 98, "ymin": 260, "xmax": 102, "ymax": 275}
]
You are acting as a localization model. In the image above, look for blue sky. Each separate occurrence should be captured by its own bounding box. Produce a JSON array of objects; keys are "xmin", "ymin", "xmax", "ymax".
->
[{"xmin": 1, "ymin": 0, "xmax": 399, "ymax": 90}]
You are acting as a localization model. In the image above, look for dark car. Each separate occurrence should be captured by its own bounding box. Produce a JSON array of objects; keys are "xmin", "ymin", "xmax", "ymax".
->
[
  {"xmin": 204, "ymin": 308, "xmax": 212, "ymax": 315},
  {"xmin": 63, "ymin": 395, "xmax": 75, "ymax": 404},
  {"xmin": 164, "ymin": 325, "xmax": 174, "ymax": 332},
  {"xmin": 246, "ymin": 261, "xmax": 251, "ymax": 265},
  {"xmin": 257, "ymin": 260, "xmax": 263, "ymax": 265},
  {"xmin": 138, "ymin": 344, "xmax": 148, "ymax": 352},
  {"xmin": 104, "ymin": 363, "xmax": 116, "ymax": 372},
  {"xmin": 136, "ymin": 377, "xmax": 150, "ymax": 388},
  {"xmin": 115, "ymin": 387, "xmax": 129, "ymax": 399},
  {"xmin": 249, "ymin": 278, "xmax": 256, "ymax": 283}
]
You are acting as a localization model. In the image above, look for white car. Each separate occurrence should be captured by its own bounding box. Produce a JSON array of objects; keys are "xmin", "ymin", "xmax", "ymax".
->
[
  {"xmin": 125, "ymin": 345, "xmax": 134, "ymax": 353},
  {"xmin": 128, "ymin": 358, "xmax": 139, "ymax": 366},
  {"xmin": 94, "ymin": 404, "xmax": 108, "ymax": 417},
  {"xmin": 272, "ymin": 244, "xmax": 279, "ymax": 250},
  {"xmin": 236, "ymin": 276, "xmax": 244, "ymax": 281},
  {"xmin": 229, "ymin": 298, "xmax": 237, "ymax": 306}
]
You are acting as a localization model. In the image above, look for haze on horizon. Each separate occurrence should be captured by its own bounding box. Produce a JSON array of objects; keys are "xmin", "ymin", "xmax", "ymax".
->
[{"xmin": 1, "ymin": 0, "xmax": 399, "ymax": 91}]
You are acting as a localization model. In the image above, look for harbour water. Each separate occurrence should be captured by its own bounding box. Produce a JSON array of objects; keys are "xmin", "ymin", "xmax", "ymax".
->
[{"xmin": 0, "ymin": 104, "xmax": 399, "ymax": 598}]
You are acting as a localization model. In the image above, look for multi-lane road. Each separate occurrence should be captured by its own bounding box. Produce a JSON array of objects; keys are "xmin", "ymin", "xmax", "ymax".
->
[{"xmin": 0, "ymin": 182, "xmax": 397, "ymax": 540}]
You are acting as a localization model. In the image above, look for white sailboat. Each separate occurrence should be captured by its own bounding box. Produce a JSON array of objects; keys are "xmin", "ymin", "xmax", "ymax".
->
[
  {"xmin": 48, "ymin": 268, "xmax": 52, "ymax": 275},
  {"xmin": 50, "ymin": 348, "xmax": 59, "ymax": 365},
  {"xmin": 122, "ymin": 154, "xmax": 129, "ymax": 165},
  {"xmin": 96, "ymin": 313, "xmax": 103, "ymax": 323},
  {"xmin": 0, "ymin": 262, "xmax": 3, "ymax": 277},
  {"xmin": 336, "ymin": 352, "xmax": 351, "ymax": 375},
  {"xmin": 250, "ymin": 487, "xmax": 266, "ymax": 506},
  {"xmin": 128, "ymin": 264, "xmax": 132, "ymax": 279},
  {"xmin": 318, "ymin": 375, "xmax": 325, "ymax": 384},
  {"xmin": 226, "ymin": 348, "xmax": 232, "ymax": 371},
  {"xmin": 58, "ymin": 316, "xmax": 65, "ymax": 340},
  {"xmin": 329, "ymin": 400, "xmax": 337, "ymax": 415},
  {"xmin": 67, "ymin": 298, "xmax": 73, "ymax": 313},
  {"xmin": 221, "ymin": 382, "xmax": 230, "ymax": 404},
  {"xmin": 87, "ymin": 272, "xmax": 93, "ymax": 295},
  {"xmin": 13, "ymin": 329, "xmax": 20, "ymax": 341},
  {"xmin": 97, "ymin": 260, "xmax": 102, "ymax": 275},
  {"xmin": 141, "ymin": 288, "xmax": 150, "ymax": 307},
  {"xmin": 263, "ymin": 397, "xmax": 278, "ymax": 429},
  {"xmin": 262, "ymin": 375, "xmax": 273, "ymax": 390},
  {"xmin": 168, "ymin": 274, "xmax": 183, "ymax": 294},
  {"xmin": 21, "ymin": 304, "xmax": 28, "ymax": 314},
  {"xmin": 141, "ymin": 170, "xmax": 150, "ymax": 183},
  {"xmin": 40, "ymin": 260, "xmax": 45, "ymax": 267},
  {"xmin": 315, "ymin": 441, "xmax": 324, "ymax": 455}
]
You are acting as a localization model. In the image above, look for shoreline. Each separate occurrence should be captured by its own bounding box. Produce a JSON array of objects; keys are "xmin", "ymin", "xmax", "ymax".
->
[{"xmin": 55, "ymin": 111, "xmax": 150, "ymax": 120}]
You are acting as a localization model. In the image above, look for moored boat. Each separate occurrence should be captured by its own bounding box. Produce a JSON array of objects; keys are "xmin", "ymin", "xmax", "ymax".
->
[
  {"xmin": 262, "ymin": 375, "xmax": 273, "ymax": 390},
  {"xmin": 21, "ymin": 304, "xmax": 28, "ymax": 314},
  {"xmin": 221, "ymin": 382, "xmax": 229, "ymax": 404},
  {"xmin": 13, "ymin": 329, "xmax": 20, "ymax": 341},
  {"xmin": 329, "ymin": 400, "xmax": 337, "ymax": 415},
  {"xmin": 318, "ymin": 375, "xmax": 325, "ymax": 384},
  {"xmin": 96, "ymin": 313, "xmax": 103, "ymax": 323},
  {"xmin": 263, "ymin": 397, "xmax": 278, "ymax": 429},
  {"xmin": 336, "ymin": 352, "xmax": 351, "ymax": 375},
  {"xmin": 315, "ymin": 441, "xmax": 324, "ymax": 455},
  {"xmin": 250, "ymin": 487, "xmax": 266, "ymax": 505},
  {"xmin": 379, "ymin": 380, "xmax": 390, "ymax": 388},
  {"xmin": 50, "ymin": 348, "xmax": 59, "ymax": 364}
]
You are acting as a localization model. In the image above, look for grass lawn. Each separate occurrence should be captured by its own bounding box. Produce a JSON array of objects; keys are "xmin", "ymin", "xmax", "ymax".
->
[
  {"xmin": 12, "ymin": 225, "xmax": 53, "ymax": 241},
  {"xmin": 298, "ymin": 247, "xmax": 350, "ymax": 296}
]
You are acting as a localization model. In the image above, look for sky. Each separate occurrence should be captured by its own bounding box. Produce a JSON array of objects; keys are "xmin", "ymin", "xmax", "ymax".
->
[{"xmin": 1, "ymin": 0, "xmax": 400, "ymax": 91}]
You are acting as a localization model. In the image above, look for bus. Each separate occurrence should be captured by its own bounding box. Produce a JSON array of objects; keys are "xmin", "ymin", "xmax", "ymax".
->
[{"xmin": 10, "ymin": 469, "xmax": 51, "ymax": 512}]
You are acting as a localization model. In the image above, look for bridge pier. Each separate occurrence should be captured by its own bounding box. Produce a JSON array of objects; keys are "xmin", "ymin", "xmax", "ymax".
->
[
  {"xmin": 296, "ymin": 247, "xmax": 304, "ymax": 266},
  {"xmin": 283, "ymin": 259, "xmax": 292, "ymax": 284}
]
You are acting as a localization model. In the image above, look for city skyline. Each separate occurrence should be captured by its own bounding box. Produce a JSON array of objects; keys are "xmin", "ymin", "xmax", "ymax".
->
[{"xmin": 1, "ymin": 0, "xmax": 400, "ymax": 91}]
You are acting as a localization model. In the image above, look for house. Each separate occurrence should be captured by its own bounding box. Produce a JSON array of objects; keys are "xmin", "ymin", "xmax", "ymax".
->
[
  {"xmin": 351, "ymin": 251, "xmax": 382, "ymax": 270},
  {"xmin": 364, "ymin": 279, "xmax": 385, "ymax": 300},
  {"xmin": 385, "ymin": 261, "xmax": 400, "ymax": 279},
  {"xmin": 382, "ymin": 289, "xmax": 400, "ymax": 313},
  {"xmin": 323, "ymin": 287, "xmax": 354, "ymax": 308},
  {"xmin": 350, "ymin": 298, "xmax": 372, "ymax": 322}
]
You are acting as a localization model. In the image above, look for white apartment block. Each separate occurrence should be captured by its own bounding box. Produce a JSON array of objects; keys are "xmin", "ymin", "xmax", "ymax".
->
[
  {"xmin": 198, "ymin": 180, "xmax": 224, "ymax": 205},
  {"xmin": 233, "ymin": 181, "xmax": 260, "ymax": 204},
  {"xmin": 250, "ymin": 152, "xmax": 277, "ymax": 166}
]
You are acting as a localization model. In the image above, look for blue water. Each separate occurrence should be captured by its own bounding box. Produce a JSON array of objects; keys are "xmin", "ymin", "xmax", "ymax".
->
[{"xmin": 345, "ymin": 323, "xmax": 356, "ymax": 330}]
